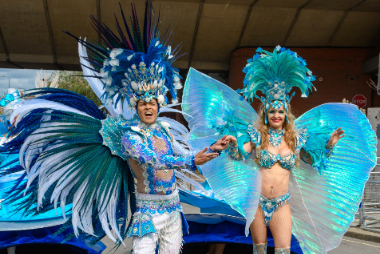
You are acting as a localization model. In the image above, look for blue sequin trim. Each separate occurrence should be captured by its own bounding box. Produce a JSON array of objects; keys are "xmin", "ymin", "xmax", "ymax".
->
[
  {"xmin": 127, "ymin": 213, "xmax": 156, "ymax": 238},
  {"xmin": 135, "ymin": 194, "xmax": 181, "ymax": 215},
  {"xmin": 127, "ymin": 193, "xmax": 182, "ymax": 237}
]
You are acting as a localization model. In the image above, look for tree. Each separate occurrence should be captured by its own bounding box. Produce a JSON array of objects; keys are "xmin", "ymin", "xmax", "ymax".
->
[{"xmin": 47, "ymin": 71, "xmax": 102, "ymax": 107}]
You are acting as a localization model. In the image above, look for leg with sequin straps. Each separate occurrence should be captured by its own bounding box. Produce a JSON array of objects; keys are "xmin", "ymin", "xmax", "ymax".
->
[{"xmin": 250, "ymin": 206, "xmax": 268, "ymax": 254}]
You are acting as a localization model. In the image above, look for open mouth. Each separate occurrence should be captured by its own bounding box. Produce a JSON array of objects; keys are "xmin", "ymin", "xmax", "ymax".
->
[{"xmin": 145, "ymin": 112, "xmax": 153, "ymax": 117}]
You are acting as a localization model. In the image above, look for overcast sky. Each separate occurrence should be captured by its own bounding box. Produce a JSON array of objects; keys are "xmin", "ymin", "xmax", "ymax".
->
[{"xmin": 0, "ymin": 68, "xmax": 53, "ymax": 95}]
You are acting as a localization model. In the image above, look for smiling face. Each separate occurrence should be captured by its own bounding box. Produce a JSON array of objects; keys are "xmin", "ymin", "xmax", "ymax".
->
[
  {"xmin": 267, "ymin": 105, "xmax": 286, "ymax": 130},
  {"xmin": 137, "ymin": 99, "xmax": 159, "ymax": 124}
]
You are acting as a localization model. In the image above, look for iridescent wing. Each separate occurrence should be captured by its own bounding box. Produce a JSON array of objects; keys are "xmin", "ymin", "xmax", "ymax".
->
[
  {"xmin": 182, "ymin": 68, "xmax": 260, "ymax": 235},
  {"xmin": 291, "ymin": 103, "xmax": 377, "ymax": 253}
]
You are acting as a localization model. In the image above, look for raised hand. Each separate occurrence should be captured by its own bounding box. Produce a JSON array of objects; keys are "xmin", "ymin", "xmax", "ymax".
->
[
  {"xmin": 328, "ymin": 127, "xmax": 345, "ymax": 147},
  {"xmin": 210, "ymin": 135, "xmax": 230, "ymax": 151},
  {"xmin": 195, "ymin": 148, "xmax": 219, "ymax": 165}
]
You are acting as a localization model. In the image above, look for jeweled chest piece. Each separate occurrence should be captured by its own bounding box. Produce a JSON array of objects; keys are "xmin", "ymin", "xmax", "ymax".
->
[{"xmin": 268, "ymin": 127, "xmax": 284, "ymax": 149}]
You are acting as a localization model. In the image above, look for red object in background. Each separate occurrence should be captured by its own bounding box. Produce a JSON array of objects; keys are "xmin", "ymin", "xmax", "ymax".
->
[{"xmin": 352, "ymin": 94, "xmax": 367, "ymax": 108}]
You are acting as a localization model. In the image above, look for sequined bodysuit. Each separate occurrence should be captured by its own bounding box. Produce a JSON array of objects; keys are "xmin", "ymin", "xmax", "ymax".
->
[
  {"xmin": 122, "ymin": 121, "xmax": 196, "ymax": 195},
  {"xmin": 121, "ymin": 120, "xmax": 197, "ymax": 239}
]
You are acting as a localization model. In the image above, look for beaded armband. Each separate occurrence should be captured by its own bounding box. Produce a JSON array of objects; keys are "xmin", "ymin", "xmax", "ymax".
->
[
  {"xmin": 190, "ymin": 155, "xmax": 197, "ymax": 171},
  {"xmin": 300, "ymin": 151, "xmax": 312, "ymax": 165},
  {"xmin": 295, "ymin": 128, "xmax": 309, "ymax": 154},
  {"xmin": 325, "ymin": 141, "xmax": 335, "ymax": 157},
  {"xmin": 228, "ymin": 141, "xmax": 245, "ymax": 161}
]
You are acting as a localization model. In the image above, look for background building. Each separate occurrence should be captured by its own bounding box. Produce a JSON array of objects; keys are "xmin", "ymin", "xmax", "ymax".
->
[{"xmin": 0, "ymin": 0, "xmax": 379, "ymax": 115}]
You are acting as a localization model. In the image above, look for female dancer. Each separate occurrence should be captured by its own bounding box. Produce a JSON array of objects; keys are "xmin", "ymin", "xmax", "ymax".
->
[
  {"xmin": 182, "ymin": 47, "xmax": 377, "ymax": 254},
  {"xmin": 223, "ymin": 105, "xmax": 343, "ymax": 253}
]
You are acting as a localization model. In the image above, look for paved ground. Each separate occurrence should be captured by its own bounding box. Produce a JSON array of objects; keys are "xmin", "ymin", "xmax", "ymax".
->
[
  {"xmin": 101, "ymin": 203, "xmax": 380, "ymax": 254},
  {"xmin": 329, "ymin": 236, "xmax": 380, "ymax": 254}
]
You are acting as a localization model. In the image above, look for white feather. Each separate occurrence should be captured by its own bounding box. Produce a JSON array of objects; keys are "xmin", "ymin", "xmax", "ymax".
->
[
  {"xmin": 79, "ymin": 39, "xmax": 124, "ymax": 117},
  {"xmin": 11, "ymin": 99, "xmax": 93, "ymax": 127}
]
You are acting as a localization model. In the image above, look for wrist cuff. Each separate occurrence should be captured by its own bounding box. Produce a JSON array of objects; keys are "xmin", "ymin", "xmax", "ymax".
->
[
  {"xmin": 207, "ymin": 141, "xmax": 221, "ymax": 156},
  {"xmin": 190, "ymin": 155, "xmax": 197, "ymax": 171}
]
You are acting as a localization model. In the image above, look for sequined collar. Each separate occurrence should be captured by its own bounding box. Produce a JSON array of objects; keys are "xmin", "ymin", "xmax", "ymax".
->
[
  {"xmin": 139, "ymin": 121, "xmax": 158, "ymax": 130},
  {"xmin": 268, "ymin": 127, "xmax": 284, "ymax": 148},
  {"xmin": 138, "ymin": 121, "xmax": 161, "ymax": 137}
]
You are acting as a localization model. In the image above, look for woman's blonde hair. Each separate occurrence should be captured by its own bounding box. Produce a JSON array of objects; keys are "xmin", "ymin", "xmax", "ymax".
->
[{"xmin": 254, "ymin": 103, "xmax": 298, "ymax": 159}]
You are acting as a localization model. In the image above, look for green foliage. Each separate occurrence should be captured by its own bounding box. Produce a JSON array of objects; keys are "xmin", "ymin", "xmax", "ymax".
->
[{"xmin": 48, "ymin": 71, "xmax": 102, "ymax": 107}]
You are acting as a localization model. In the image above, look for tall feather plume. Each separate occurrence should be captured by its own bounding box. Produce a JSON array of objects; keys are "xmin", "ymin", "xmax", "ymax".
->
[
  {"xmin": 65, "ymin": 0, "xmax": 180, "ymax": 73},
  {"xmin": 147, "ymin": 2, "xmax": 152, "ymax": 47},
  {"xmin": 114, "ymin": 13, "xmax": 132, "ymax": 50},
  {"xmin": 153, "ymin": 5, "xmax": 161, "ymax": 39},
  {"xmin": 63, "ymin": 0, "xmax": 184, "ymax": 109},
  {"xmin": 143, "ymin": 1, "xmax": 149, "ymax": 52},
  {"xmin": 119, "ymin": 2, "xmax": 137, "ymax": 51},
  {"xmin": 131, "ymin": 2, "xmax": 144, "ymax": 52},
  {"xmin": 91, "ymin": 16, "xmax": 122, "ymax": 49}
]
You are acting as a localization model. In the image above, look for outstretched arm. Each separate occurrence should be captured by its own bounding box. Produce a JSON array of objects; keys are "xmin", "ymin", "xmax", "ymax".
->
[
  {"xmin": 122, "ymin": 131, "xmax": 218, "ymax": 171},
  {"xmin": 171, "ymin": 135, "xmax": 220, "ymax": 167}
]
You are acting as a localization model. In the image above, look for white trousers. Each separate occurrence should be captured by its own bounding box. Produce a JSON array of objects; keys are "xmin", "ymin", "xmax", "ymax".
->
[{"xmin": 132, "ymin": 211, "xmax": 183, "ymax": 254}]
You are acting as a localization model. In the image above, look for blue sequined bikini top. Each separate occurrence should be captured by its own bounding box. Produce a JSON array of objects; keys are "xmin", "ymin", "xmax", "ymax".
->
[
  {"xmin": 247, "ymin": 124, "xmax": 309, "ymax": 170},
  {"xmin": 259, "ymin": 150, "xmax": 295, "ymax": 170}
]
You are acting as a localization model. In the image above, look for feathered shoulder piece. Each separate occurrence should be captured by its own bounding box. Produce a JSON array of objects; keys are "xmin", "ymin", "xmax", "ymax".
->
[
  {"xmin": 0, "ymin": 88, "xmax": 24, "ymax": 134},
  {"xmin": 65, "ymin": 1, "xmax": 184, "ymax": 108},
  {"xmin": 0, "ymin": 88, "xmax": 22, "ymax": 108},
  {"xmin": 239, "ymin": 46, "xmax": 316, "ymax": 112}
]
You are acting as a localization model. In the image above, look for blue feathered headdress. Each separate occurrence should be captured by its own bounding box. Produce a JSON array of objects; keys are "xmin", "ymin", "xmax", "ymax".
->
[
  {"xmin": 239, "ymin": 46, "xmax": 316, "ymax": 121},
  {"xmin": 65, "ymin": 1, "xmax": 184, "ymax": 108}
]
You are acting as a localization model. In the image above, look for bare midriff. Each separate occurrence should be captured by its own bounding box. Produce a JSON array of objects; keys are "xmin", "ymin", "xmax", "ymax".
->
[
  {"xmin": 256, "ymin": 135, "xmax": 291, "ymax": 199},
  {"xmin": 260, "ymin": 163, "xmax": 290, "ymax": 199}
]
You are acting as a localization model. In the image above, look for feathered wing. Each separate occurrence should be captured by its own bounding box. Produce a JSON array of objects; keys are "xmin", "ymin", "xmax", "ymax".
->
[
  {"xmin": 1, "ymin": 88, "xmax": 132, "ymax": 245},
  {"xmin": 290, "ymin": 103, "xmax": 377, "ymax": 254},
  {"xmin": 182, "ymin": 68, "xmax": 261, "ymax": 235}
]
